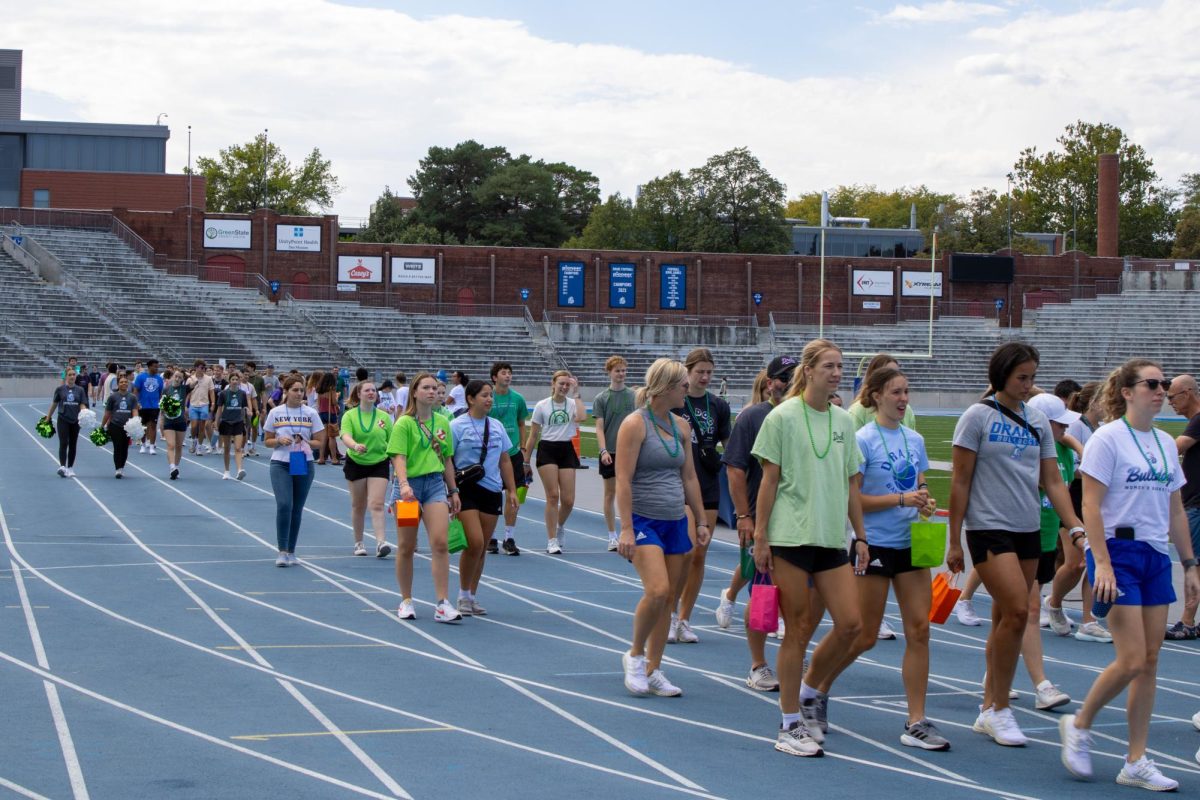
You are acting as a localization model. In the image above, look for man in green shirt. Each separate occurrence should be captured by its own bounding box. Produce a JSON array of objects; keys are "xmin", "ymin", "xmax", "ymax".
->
[
  {"xmin": 489, "ymin": 361, "xmax": 528, "ymax": 555},
  {"xmin": 593, "ymin": 355, "xmax": 636, "ymax": 551}
]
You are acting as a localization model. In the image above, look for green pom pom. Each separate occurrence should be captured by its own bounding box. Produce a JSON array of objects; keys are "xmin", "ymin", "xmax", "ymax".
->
[
  {"xmin": 36, "ymin": 417, "xmax": 55, "ymax": 438},
  {"xmin": 89, "ymin": 427, "xmax": 111, "ymax": 446}
]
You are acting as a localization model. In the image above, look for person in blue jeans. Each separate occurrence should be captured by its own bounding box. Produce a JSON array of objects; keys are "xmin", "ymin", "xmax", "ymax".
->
[
  {"xmin": 1166, "ymin": 373, "xmax": 1200, "ymax": 638},
  {"xmin": 263, "ymin": 375, "xmax": 326, "ymax": 567}
]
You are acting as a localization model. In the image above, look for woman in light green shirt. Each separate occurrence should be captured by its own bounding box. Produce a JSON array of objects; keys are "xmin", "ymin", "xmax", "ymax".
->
[
  {"xmin": 848, "ymin": 353, "xmax": 917, "ymax": 431},
  {"xmin": 752, "ymin": 338, "xmax": 867, "ymax": 758}
]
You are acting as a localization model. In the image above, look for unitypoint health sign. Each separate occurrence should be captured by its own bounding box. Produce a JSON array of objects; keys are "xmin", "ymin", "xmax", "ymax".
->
[
  {"xmin": 203, "ymin": 219, "xmax": 251, "ymax": 249},
  {"xmin": 276, "ymin": 224, "xmax": 322, "ymax": 252}
]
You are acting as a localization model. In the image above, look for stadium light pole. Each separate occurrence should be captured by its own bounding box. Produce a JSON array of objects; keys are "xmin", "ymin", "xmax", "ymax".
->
[
  {"xmin": 186, "ymin": 125, "xmax": 192, "ymax": 267},
  {"xmin": 1006, "ymin": 172, "xmax": 1013, "ymax": 252}
]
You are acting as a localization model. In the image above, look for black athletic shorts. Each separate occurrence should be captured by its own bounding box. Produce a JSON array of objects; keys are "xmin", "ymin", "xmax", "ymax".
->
[
  {"xmin": 343, "ymin": 458, "xmax": 389, "ymax": 482},
  {"xmin": 460, "ymin": 483, "xmax": 503, "ymax": 516},
  {"xmin": 509, "ymin": 450, "xmax": 528, "ymax": 483},
  {"xmin": 599, "ymin": 452, "xmax": 616, "ymax": 480},
  {"xmin": 1037, "ymin": 549, "xmax": 1058, "ymax": 585},
  {"xmin": 536, "ymin": 439, "xmax": 579, "ymax": 469},
  {"xmin": 162, "ymin": 416, "xmax": 187, "ymax": 432},
  {"xmin": 139, "ymin": 408, "xmax": 160, "ymax": 424},
  {"xmin": 218, "ymin": 421, "xmax": 246, "ymax": 437},
  {"xmin": 857, "ymin": 543, "xmax": 923, "ymax": 578},
  {"xmin": 966, "ymin": 529, "xmax": 1041, "ymax": 565},
  {"xmin": 770, "ymin": 544, "xmax": 849, "ymax": 575}
]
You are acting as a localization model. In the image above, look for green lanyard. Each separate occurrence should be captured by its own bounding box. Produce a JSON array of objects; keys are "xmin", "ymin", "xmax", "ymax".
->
[
  {"xmin": 801, "ymin": 398, "xmax": 833, "ymax": 460},
  {"xmin": 684, "ymin": 392, "xmax": 713, "ymax": 439},
  {"xmin": 356, "ymin": 406, "xmax": 377, "ymax": 438},
  {"xmin": 1122, "ymin": 416, "xmax": 1171, "ymax": 484},
  {"xmin": 648, "ymin": 407, "xmax": 681, "ymax": 457},
  {"xmin": 873, "ymin": 420, "xmax": 912, "ymax": 477}
]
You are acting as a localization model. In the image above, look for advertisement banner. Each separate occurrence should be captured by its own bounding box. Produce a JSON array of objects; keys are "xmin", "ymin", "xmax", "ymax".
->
[
  {"xmin": 901, "ymin": 271, "xmax": 945, "ymax": 297},
  {"xmin": 391, "ymin": 256, "xmax": 435, "ymax": 285},
  {"xmin": 203, "ymin": 219, "xmax": 251, "ymax": 249},
  {"xmin": 660, "ymin": 263, "xmax": 686, "ymax": 310},
  {"xmin": 276, "ymin": 224, "xmax": 322, "ymax": 252},
  {"xmin": 337, "ymin": 255, "xmax": 383, "ymax": 283},
  {"xmin": 852, "ymin": 269, "xmax": 893, "ymax": 296},
  {"xmin": 608, "ymin": 262, "xmax": 635, "ymax": 308},
  {"xmin": 558, "ymin": 261, "xmax": 585, "ymax": 307}
]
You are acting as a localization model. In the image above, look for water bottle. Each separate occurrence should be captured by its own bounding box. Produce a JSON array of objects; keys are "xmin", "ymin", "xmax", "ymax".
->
[{"xmin": 1091, "ymin": 587, "xmax": 1125, "ymax": 619}]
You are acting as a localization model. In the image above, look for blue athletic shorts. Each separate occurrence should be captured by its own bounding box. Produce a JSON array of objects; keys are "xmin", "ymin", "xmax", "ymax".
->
[
  {"xmin": 188, "ymin": 405, "xmax": 210, "ymax": 421},
  {"xmin": 1086, "ymin": 538, "xmax": 1176, "ymax": 608},
  {"xmin": 632, "ymin": 513, "xmax": 692, "ymax": 556}
]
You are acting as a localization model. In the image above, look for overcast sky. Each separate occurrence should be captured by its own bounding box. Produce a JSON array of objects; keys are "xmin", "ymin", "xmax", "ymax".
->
[{"xmin": 11, "ymin": 0, "xmax": 1198, "ymax": 221}]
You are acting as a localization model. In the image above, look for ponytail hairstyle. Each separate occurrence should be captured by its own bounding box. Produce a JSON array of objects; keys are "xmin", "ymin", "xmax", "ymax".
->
[
  {"xmin": 854, "ymin": 352, "xmax": 900, "ymax": 406},
  {"xmin": 635, "ymin": 358, "xmax": 688, "ymax": 408},
  {"xmin": 785, "ymin": 338, "xmax": 841, "ymax": 400},
  {"xmin": 684, "ymin": 347, "xmax": 715, "ymax": 372},
  {"xmin": 859, "ymin": 367, "xmax": 906, "ymax": 410},
  {"xmin": 1100, "ymin": 359, "xmax": 1159, "ymax": 422},
  {"xmin": 749, "ymin": 369, "xmax": 770, "ymax": 404},
  {"xmin": 983, "ymin": 341, "xmax": 1040, "ymax": 397},
  {"xmin": 1068, "ymin": 381, "xmax": 1101, "ymax": 415},
  {"xmin": 402, "ymin": 372, "xmax": 438, "ymax": 418}
]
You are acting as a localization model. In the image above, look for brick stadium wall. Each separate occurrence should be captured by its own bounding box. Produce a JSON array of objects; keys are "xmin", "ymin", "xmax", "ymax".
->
[
  {"xmin": 117, "ymin": 209, "xmax": 1125, "ymax": 326},
  {"xmin": 21, "ymin": 170, "xmax": 206, "ymax": 213}
]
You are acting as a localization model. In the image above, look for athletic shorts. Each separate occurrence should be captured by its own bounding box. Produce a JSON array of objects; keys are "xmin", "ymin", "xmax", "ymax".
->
[
  {"xmin": 1036, "ymin": 550, "xmax": 1058, "ymax": 585},
  {"xmin": 188, "ymin": 405, "xmax": 210, "ymax": 421},
  {"xmin": 1086, "ymin": 538, "xmax": 1176, "ymax": 608},
  {"xmin": 770, "ymin": 544, "xmax": 849, "ymax": 574},
  {"xmin": 388, "ymin": 471, "xmax": 447, "ymax": 510},
  {"xmin": 536, "ymin": 439, "xmax": 579, "ymax": 469},
  {"xmin": 509, "ymin": 450, "xmax": 528, "ymax": 484},
  {"xmin": 139, "ymin": 408, "xmax": 159, "ymax": 424},
  {"xmin": 599, "ymin": 452, "xmax": 616, "ymax": 480},
  {"xmin": 218, "ymin": 421, "xmax": 246, "ymax": 437},
  {"xmin": 858, "ymin": 543, "xmax": 923, "ymax": 578},
  {"xmin": 343, "ymin": 458, "xmax": 389, "ymax": 482},
  {"xmin": 460, "ymin": 483, "xmax": 503, "ymax": 516},
  {"xmin": 695, "ymin": 463, "xmax": 721, "ymax": 510},
  {"xmin": 631, "ymin": 513, "xmax": 692, "ymax": 556},
  {"xmin": 966, "ymin": 529, "xmax": 1040, "ymax": 565},
  {"xmin": 162, "ymin": 416, "xmax": 188, "ymax": 432},
  {"xmin": 1186, "ymin": 506, "xmax": 1200, "ymax": 567}
]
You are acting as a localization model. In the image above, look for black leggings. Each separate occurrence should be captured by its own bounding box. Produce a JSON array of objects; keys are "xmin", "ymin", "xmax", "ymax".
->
[
  {"xmin": 108, "ymin": 425, "xmax": 130, "ymax": 469},
  {"xmin": 57, "ymin": 421, "xmax": 80, "ymax": 467}
]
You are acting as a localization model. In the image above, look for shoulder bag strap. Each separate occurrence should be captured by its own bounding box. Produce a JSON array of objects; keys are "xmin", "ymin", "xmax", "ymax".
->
[{"xmin": 984, "ymin": 398, "xmax": 1040, "ymax": 443}]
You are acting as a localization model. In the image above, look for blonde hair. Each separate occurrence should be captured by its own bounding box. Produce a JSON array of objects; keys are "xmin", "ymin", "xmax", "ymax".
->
[
  {"xmin": 635, "ymin": 358, "xmax": 687, "ymax": 407},
  {"xmin": 604, "ymin": 355, "xmax": 627, "ymax": 372},
  {"xmin": 749, "ymin": 369, "xmax": 770, "ymax": 404},
  {"xmin": 1100, "ymin": 359, "xmax": 1160, "ymax": 422},
  {"xmin": 550, "ymin": 369, "xmax": 573, "ymax": 387},
  {"xmin": 402, "ymin": 372, "xmax": 438, "ymax": 417},
  {"xmin": 786, "ymin": 339, "xmax": 841, "ymax": 399}
]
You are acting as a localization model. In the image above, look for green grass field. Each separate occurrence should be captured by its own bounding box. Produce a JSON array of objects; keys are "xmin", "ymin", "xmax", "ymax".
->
[{"xmin": 575, "ymin": 412, "xmax": 1187, "ymax": 513}]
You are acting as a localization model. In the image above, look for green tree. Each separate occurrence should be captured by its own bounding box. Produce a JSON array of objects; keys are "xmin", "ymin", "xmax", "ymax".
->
[
  {"xmin": 633, "ymin": 170, "xmax": 696, "ymax": 251},
  {"xmin": 1173, "ymin": 209, "xmax": 1200, "ymax": 258},
  {"xmin": 1011, "ymin": 120, "xmax": 1176, "ymax": 257},
  {"xmin": 196, "ymin": 133, "xmax": 341, "ymax": 214},
  {"xmin": 545, "ymin": 162, "xmax": 601, "ymax": 240},
  {"xmin": 474, "ymin": 157, "xmax": 569, "ymax": 248},
  {"xmin": 407, "ymin": 140, "xmax": 511, "ymax": 244},
  {"xmin": 689, "ymin": 147, "xmax": 790, "ymax": 254},
  {"xmin": 565, "ymin": 193, "xmax": 648, "ymax": 250}
]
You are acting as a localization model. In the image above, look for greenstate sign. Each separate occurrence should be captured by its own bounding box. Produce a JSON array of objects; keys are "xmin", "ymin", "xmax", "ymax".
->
[{"xmin": 203, "ymin": 219, "xmax": 252, "ymax": 249}]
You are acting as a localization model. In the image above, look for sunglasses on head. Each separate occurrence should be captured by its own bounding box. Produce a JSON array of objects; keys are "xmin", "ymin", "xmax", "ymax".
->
[{"xmin": 1134, "ymin": 378, "xmax": 1171, "ymax": 391}]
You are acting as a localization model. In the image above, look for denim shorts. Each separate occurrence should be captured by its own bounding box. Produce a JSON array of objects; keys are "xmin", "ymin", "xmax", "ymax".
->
[
  {"xmin": 388, "ymin": 471, "xmax": 447, "ymax": 507},
  {"xmin": 188, "ymin": 405, "xmax": 210, "ymax": 421},
  {"xmin": 1086, "ymin": 538, "xmax": 1176, "ymax": 608}
]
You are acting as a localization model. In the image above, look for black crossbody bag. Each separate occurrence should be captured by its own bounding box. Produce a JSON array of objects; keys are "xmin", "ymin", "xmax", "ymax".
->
[
  {"xmin": 455, "ymin": 418, "xmax": 489, "ymax": 488},
  {"xmin": 983, "ymin": 398, "xmax": 1041, "ymax": 443}
]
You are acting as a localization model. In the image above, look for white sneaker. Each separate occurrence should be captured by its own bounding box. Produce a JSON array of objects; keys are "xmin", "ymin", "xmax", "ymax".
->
[
  {"xmin": 169, "ymin": 466, "xmax": 179, "ymax": 480},
  {"xmin": 877, "ymin": 619, "xmax": 898, "ymax": 640},
  {"xmin": 189, "ymin": 439, "xmax": 197, "ymax": 454},
  {"xmin": 222, "ymin": 471, "xmax": 231, "ymax": 480},
  {"xmin": 715, "ymin": 589, "xmax": 735, "ymax": 629},
  {"xmin": 1046, "ymin": 598, "xmax": 1073, "ymax": 635},
  {"xmin": 607, "ymin": 533, "xmax": 619, "ymax": 552},
  {"xmin": 434, "ymin": 600, "xmax": 462, "ymax": 623},
  {"xmin": 676, "ymin": 619, "xmax": 699, "ymax": 643},
  {"xmin": 1059, "ymin": 714, "xmax": 1093, "ymax": 780},
  {"xmin": 988, "ymin": 707, "xmax": 1028, "ymax": 746},
  {"xmin": 973, "ymin": 706, "xmax": 995, "ymax": 735},
  {"xmin": 1192, "ymin": 710, "xmax": 1200, "ymax": 732},
  {"xmin": 149, "ymin": 444, "xmax": 156, "ymax": 455},
  {"xmin": 1117, "ymin": 756, "xmax": 1177, "ymax": 791},
  {"xmin": 275, "ymin": 553, "xmax": 288, "ymax": 567},
  {"xmin": 1035, "ymin": 680, "xmax": 1071, "ymax": 710},
  {"xmin": 747, "ymin": 664, "xmax": 780, "ymax": 691},
  {"xmin": 647, "ymin": 669, "xmax": 682, "ymax": 697},
  {"xmin": 622, "ymin": 652, "xmax": 649, "ymax": 696},
  {"xmin": 139, "ymin": 443, "xmax": 147, "ymax": 454},
  {"xmin": 397, "ymin": 599, "xmax": 416, "ymax": 620},
  {"xmin": 202, "ymin": 443, "xmax": 212, "ymax": 455},
  {"xmin": 65, "ymin": 468, "xmax": 75, "ymax": 478},
  {"xmin": 1075, "ymin": 621, "xmax": 1113, "ymax": 643},
  {"xmin": 546, "ymin": 537, "xmax": 562, "ymax": 555},
  {"xmin": 114, "ymin": 468, "xmax": 123, "ymax": 479},
  {"xmin": 799, "ymin": 698, "xmax": 825, "ymax": 744},
  {"xmin": 775, "ymin": 721, "xmax": 823, "ymax": 757},
  {"xmin": 955, "ymin": 598, "xmax": 982, "ymax": 626},
  {"xmin": 666, "ymin": 613, "xmax": 679, "ymax": 644},
  {"xmin": 57, "ymin": 466, "xmax": 67, "ymax": 477},
  {"xmin": 353, "ymin": 540, "xmax": 367, "ymax": 556}
]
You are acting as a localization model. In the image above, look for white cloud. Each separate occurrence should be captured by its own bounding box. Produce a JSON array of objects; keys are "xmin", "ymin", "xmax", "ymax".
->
[
  {"xmin": 879, "ymin": 1, "xmax": 1006, "ymax": 24},
  {"xmin": 8, "ymin": 0, "xmax": 1199, "ymax": 221}
]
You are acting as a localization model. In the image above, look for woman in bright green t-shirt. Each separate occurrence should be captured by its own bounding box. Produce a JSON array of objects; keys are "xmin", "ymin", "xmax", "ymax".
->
[
  {"xmin": 340, "ymin": 381, "xmax": 395, "ymax": 559},
  {"xmin": 752, "ymin": 338, "xmax": 868, "ymax": 757},
  {"xmin": 388, "ymin": 372, "xmax": 462, "ymax": 623}
]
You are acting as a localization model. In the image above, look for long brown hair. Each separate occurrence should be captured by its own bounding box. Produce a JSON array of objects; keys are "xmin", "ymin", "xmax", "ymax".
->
[
  {"xmin": 859, "ymin": 367, "xmax": 906, "ymax": 410},
  {"xmin": 854, "ymin": 353, "xmax": 899, "ymax": 406},
  {"xmin": 786, "ymin": 339, "xmax": 841, "ymax": 400},
  {"xmin": 984, "ymin": 341, "xmax": 1040, "ymax": 397},
  {"xmin": 1068, "ymin": 381, "xmax": 1101, "ymax": 414},
  {"xmin": 402, "ymin": 372, "xmax": 438, "ymax": 418},
  {"xmin": 749, "ymin": 369, "xmax": 769, "ymax": 404}
]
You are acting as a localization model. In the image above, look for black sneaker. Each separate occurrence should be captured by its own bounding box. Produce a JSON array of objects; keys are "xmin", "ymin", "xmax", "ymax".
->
[
  {"xmin": 502, "ymin": 537, "xmax": 520, "ymax": 556},
  {"xmin": 1165, "ymin": 621, "xmax": 1198, "ymax": 640},
  {"xmin": 487, "ymin": 538, "xmax": 500, "ymax": 555}
]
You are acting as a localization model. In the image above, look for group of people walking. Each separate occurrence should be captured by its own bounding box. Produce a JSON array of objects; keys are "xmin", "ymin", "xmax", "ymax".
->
[{"xmin": 43, "ymin": 341, "xmax": 1200, "ymax": 790}]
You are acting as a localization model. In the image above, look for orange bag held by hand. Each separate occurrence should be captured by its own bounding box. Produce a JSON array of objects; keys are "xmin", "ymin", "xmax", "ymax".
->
[
  {"xmin": 394, "ymin": 499, "xmax": 420, "ymax": 527},
  {"xmin": 929, "ymin": 571, "xmax": 961, "ymax": 625}
]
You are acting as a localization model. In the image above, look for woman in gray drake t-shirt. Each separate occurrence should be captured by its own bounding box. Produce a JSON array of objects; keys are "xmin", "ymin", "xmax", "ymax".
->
[
  {"xmin": 614, "ymin": 358, "xmax": 708, "ymax": 699},
  {"xmin": 947, "ymin": 342, "xmax": 1084, "ymax": 748}
]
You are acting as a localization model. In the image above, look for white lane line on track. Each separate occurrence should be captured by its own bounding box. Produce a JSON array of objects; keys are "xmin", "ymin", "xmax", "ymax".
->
[
  {"xmin": 1, "ymin": 512, "xmax": 90, "ymax": 800},
  {"xmin": 0, "ymin": 775, "xmax": 53, "ymax": 800},
  {"xmin": 499, "ymin": 679, "xmax": 710, "ymax": 793}
]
